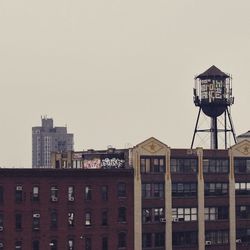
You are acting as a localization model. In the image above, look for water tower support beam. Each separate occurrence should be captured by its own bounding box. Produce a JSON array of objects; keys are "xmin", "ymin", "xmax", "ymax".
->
[
  {"xmin": 191, "ymin": 107, "xmax": 202, "ymax": 149},
  {"xmin": 226, "ymin": 107, "xmax": 237, "ymax": 144}
]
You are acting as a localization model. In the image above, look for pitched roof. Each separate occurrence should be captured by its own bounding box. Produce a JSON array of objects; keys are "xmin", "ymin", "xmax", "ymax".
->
[{"xmin": 196, "ymin": 65, "xmax": 229, "ymax": 79}]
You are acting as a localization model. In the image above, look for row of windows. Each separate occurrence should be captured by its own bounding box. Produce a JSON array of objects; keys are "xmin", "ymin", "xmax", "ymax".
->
[
  {"xmin": 0, "ymin": 183, "xmax": 127, "ymax": 203},
  {"xmin": 140, "ymin": 156, "xmax": 250, "ymax": 174},
  {"xmin": 142, "ymin": 182, "xmax": 229, "ymax": 199},
  {"xmin": 0, "ymin": 233, "xmax": 127, "ymax": 250},
  {"xmin": 143, "ymin": 182, "xmax": 250, "ymax": 198},
  {"xmin": 143, "ymin": 229, "xmax": 250, "ymax": 247},
  {"xmin": 172, "ymin": 230, "xmax": 229, "ymax": 247},
  {"xmin": 150, "ymin": 228, "xmax": 250, "ymax": 247},
  {"xmin": 142, "ymin": 206, "xmax": 229, "ymax": 223},
  {"xmin": 0, "ymin": 207, "xmax": 127, "ymax": 231}
]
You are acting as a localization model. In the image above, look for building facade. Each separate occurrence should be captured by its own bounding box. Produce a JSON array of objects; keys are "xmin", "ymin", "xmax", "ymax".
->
[
  {"xmin": 2, "ymin": 137, "xmax": 250, "ymax": 249},
  {"xmin": 32, "ymin": 117, "xmax": 74, "ymax": 168},
  {"xmin": 0, "ymin": 168, "xmax": 134, "ymax": 249}
]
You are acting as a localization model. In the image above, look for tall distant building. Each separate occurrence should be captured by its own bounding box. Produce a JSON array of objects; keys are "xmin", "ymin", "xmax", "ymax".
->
[{"xmin": 32, "ymin": 117, "xmax": 74, "ymax": 168}]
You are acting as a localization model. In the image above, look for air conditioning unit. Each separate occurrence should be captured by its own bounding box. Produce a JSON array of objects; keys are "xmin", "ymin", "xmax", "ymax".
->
[
  {"xmin": 16, "ymin": 186, "xmax": 22, "ymax": 191},
  {"xmin": 160, "ymin": 218, "xmax": 166, "ymax": 223},
  {"xmin": 236, "ymin": 239, "xmax": 242, "ymax": 243},
  {"xmin": 51, "ymin": 197, "xmax": 58, "ymax": 202},
  {"xmin": 0, "ymin": 226, "xmax": 3, "ymax": 231},
  {"xmin": 33, "ymin": 214, "xmax": 40, "ymax": 218},
  {"xmin": 205, "ymin": 241, "xmax": 212, "ymax": 246},
  {"xmin": 172, "ymin": 218, "xmax": 179, "ymax": 222},
  {"xmin": 69, "ymin": 197, "xmax": 74, "ymax": 201}
]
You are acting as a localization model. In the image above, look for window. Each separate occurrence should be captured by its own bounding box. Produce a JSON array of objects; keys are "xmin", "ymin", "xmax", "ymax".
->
[
  {"xmin": 155, "ymin": 232, "xmax": 165, "ymax": 247},
  {"xmin": 237, "ymin": 228, "xmax": 250, "ymax": 243},
  {"xmin": 15, "ymin": 185, "xmax": 23, "ymax": 202},
  {"xmin": 205, "ymin": 207, "xmax": 228, "ymax": 221},
  {"xmin": 32, "ymin": 186, "xmax": 39, "ymax": 201},
  {"xmin": 203, "ymin": 159, "xmax": 229, "ymax": 173},
  {"xmin": 32, "ymin": 240, "xmax": 39, "ymax": 250},
  {"xmin": 85, "ymin": 186, "xmax": 92, "ymax": 200},
  {"xmin": 117, "ymin": 183, "xmax": 126, "ymax": 198},
  {"xmin": 235, "ymin": 158, "xmax": 250, "ymax": 173},
  {"xmin": 15, "ymin": 214, "xmax": 22, "ymax": 230},
  {"xmin": 85, "ymin": 212, "xmax": 91, "ymax": 226},
  {"xmin": 32, "ymin": 213, "xmax": 40, "ymax": 231},
  {"xmin": 50, "ymin": 186, "xmax": 58, "ymax": 202},
  {"xmin": 85, "ymin": 237, "xmax": 91, "ymax": 250},
  {"xmin": 142, "ymin": 183, "xmax": 164, "ymax": 199},
  {"xmin": 49, "ymin": 240, "xmax": 57, "ymax": 250},
  {"xmin": 205, "ymin": 230, "xmax": 229, "ymax": 245},
  {"xmin": 172, "ymin": 183, "xmax": 197, "ymax": 197},
  {"xmin": 142, "ymin": 233, "xmax": 165, "ymax": 248},
  {"xmin": 142, "ymin": 233, "xmax": 152, "ymax": 248},
  {"xmin": 15, "ymin": 241, "xmax": 22, "ymax": 249},
  {"xmin": 172, "ymin": 231, "xmax": 197, "ymax": 246},
  {"xmin": 68, "ymin": 186, "xmax": 75, "ymax": 201},
  {"xmin": 102, "ymin": 237, "xmax": 108, "ymax": 250},
  {"xmin": 142, "ymin": 208, "xmax": 164, "ymax": 223},
  {"xmin": 101, "ymin": 186, "xmax": 108, "ymax": 201},
  {"xmin": 205, "ymin": 182, "xmax": 228, "ymax": 196},
  {"xmin": 50, "ymin": 209, "xmax": 58, "ymax": 229},
  {"xmin": 172, "ymin": 207, "xmax": 197, "ymax": 221},
  {"xmin": 118, "ymin": 232, "xmax": 126, "ymax": 248},
  {"xmin": 0, "ymin": 214, "xmax": 3, "ymax": 231},
  {"xmin": 118, "ymin": 207, "xmax": 126, "ymax": 223},
  {"xmin": 237, "ymin": 206, "xmax": 250, "ymax": 219},
  {"xmin": 68, "ymin": 212, "xmax": 74, "ymax": 227},
  {"xmin": 170, "ymin": 158, "xmax": 197, "ymax": 173},
  {"xmin": 0, "ymin": 187, "xmax": 3, "ymax": 203},
  {"xmin": 68, "ymin": 239, "xmax": 74, "ymax": 250},
  {"xmin": 235, "ymin": 182, "xmax": 250, "ymax": 195},
  {"xmin": 140, "ymin": 156, "xmax": 165, "ymax": 173},
  {"xmin": 102, "ymin": 211, "xmax": 108, "ymax": 226}
]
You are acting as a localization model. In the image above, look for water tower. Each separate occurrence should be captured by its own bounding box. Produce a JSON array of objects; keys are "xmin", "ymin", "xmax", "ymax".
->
[{"xmin": 191, "ymin": 65, "xmax": 236, "ymax": 149}]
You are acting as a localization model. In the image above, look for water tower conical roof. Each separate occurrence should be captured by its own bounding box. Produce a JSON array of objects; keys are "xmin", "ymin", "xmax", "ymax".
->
[{"xmin": 196, "ymin": 65, "xmax": 229, "ymax": 79}]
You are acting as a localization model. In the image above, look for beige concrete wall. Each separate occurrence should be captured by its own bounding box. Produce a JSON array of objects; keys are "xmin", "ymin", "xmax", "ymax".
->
[
  {"xmin": 132, "ymin": 137, "xmax": 170, "ymax": 250},
  {"xmin": 229, "ymin": 140, "xmax": 250, "ymax": 250},
  {"xmin": 133, "ymin": 149, "xmax": 142, "ymax": 250},
  {"xmin": 197, "ymin": 148, "xmax": 205, "ymax": 250},
  {"xmin": 165, "ymin": 147, "xmax": 172, "ymax": 250}
]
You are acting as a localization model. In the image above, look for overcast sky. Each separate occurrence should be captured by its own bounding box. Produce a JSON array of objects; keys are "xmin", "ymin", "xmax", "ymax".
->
[{"xmin": 1, "ymin": 0, "xmax": 250, "ymax": 167}]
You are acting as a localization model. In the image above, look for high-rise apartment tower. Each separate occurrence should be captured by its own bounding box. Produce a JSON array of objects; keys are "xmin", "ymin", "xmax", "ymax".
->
[{"xmin": 32, "ymin": 117, "xmax": 74, "ymax": 168}]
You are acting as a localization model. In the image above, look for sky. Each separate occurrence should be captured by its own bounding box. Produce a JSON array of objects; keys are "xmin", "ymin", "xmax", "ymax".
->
[{"xmin": 1, "ymin": 0, "xmax": 250, "ymax": 167}]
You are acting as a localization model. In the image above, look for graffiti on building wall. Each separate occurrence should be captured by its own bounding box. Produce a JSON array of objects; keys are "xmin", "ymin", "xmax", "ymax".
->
[
  {"xmin": 83, "ymin": 158, "xmax": 101, "ymax": 169},
  {"xmin": 101, "ymin": 158, "xmax": 125, "ymax": 169}
]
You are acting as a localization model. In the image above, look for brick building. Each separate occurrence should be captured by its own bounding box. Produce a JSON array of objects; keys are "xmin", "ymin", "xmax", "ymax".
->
[
  {"xmin": 0, "ymin": 168, "xmax": 134, "ymax": 249},
  {"xmin": 2, "ymin": 137, "xmax": 250, "ymax": 249}
]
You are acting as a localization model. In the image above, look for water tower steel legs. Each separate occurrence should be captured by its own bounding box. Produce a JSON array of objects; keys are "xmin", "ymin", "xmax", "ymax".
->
[
  {"xmin": 191, "ymin": 107, "xmax": 236, "ymax": 149},
  {"xmin": 191, "ymin": 107, "xmax": 202, "ymax": 149}
]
